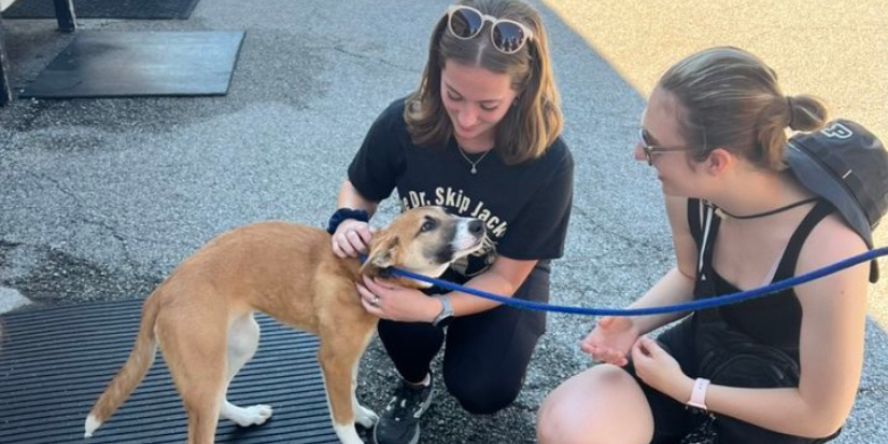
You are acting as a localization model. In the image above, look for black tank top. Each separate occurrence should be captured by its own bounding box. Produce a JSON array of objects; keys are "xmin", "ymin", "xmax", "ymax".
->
[{"xmin": 688, "ymin": 198, "xmax": 834, "ymax": 351}]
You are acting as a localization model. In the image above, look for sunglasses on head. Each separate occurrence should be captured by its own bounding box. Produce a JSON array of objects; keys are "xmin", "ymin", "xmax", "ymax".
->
[{"xmin": 446, "ymin": 5, "xmax": 534, "ymax": 55}]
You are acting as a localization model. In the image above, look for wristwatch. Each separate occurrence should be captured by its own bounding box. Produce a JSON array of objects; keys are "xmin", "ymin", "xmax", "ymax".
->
[
  {"xmin": 686, "ymin": 377, "xmax": 710, "ymax": 410},
  {"xmin": 431, "ymin": 295, "xmax": 453, "ymax": 328}
]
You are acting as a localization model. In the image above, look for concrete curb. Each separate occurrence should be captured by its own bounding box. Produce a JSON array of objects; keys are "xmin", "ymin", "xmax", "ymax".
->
[{"xmin": 0, "ymin": 286, "xmax": 30, "ymax": 315}]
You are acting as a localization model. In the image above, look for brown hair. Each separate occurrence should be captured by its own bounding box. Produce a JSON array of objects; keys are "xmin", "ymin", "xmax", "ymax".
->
[
  {"xmin": 404, "ymin": 0, "xmax": 562, "ymax": 165},
  {"xmin": 658, "ymin": 46, "xmax": 828, "ymax": 170}
]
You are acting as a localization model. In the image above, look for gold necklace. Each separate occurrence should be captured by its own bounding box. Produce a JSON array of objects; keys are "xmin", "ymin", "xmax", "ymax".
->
[{"xmin": 457, "ymin": 145, "xmax": 492, "ymax": 175}]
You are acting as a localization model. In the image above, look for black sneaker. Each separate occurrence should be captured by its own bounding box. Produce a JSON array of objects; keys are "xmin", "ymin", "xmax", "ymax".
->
[{"xmin": 373, "ymin": 375, "xmax": 434, "ymax": 444}]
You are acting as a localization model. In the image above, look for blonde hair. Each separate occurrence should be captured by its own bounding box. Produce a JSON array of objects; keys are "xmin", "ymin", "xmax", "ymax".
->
[
  {"xmin": 658, "ymin": 46, "xmax": 828, "ymax": 170},
  {"xmin": 404, "ymin": 0, "xmax": 562, "ymax": 165}
]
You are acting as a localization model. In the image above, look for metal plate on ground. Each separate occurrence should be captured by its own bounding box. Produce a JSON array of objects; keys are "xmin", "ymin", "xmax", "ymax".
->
[
  {"xmin": 2, "ymin": 0, "xmax": 201, "ymax": 20},
  {"xmin": 19, "ymin": 31, "xmax": 244, "ymax": 99},
  {"xmin": 0, "ymin": 298, "xmax": 339, "ymax": 443}
]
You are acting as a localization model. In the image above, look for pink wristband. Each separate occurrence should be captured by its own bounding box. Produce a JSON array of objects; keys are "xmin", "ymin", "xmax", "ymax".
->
[{"xmin": 687, "ymin": 378, "xmax": 710, "ymax": 410}]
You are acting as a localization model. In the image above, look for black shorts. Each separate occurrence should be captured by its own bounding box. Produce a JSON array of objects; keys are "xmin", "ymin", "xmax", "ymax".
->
[{"xmin": 624, "ymin": 317, "xmax": 840, "ymax": 444}]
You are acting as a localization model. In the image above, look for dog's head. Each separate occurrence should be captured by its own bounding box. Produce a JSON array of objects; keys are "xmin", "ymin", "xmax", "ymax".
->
[{"xmin": 360, "ymin": 206, "xmax": 487, "ymax": 288}]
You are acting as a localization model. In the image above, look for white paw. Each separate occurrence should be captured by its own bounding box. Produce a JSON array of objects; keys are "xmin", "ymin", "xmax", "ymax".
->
[
  {"xmin": 235, "ymin": 404, "xmax": 273, "ymax": 427},
  {"xmin": 84, "ymin": 414, "xmax": 102, "ymax": 438},
  {"xmin": 333, "ymin": 423, "xmax": 364, "ymax": 444},
  {"xmin": 354, "ymin": 404, "xmax": 378, "ymax": 428}
]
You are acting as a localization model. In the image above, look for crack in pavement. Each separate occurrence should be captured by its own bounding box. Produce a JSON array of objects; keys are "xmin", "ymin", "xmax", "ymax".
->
[
  {"xmin": 1, "ymin": 241, "xmax": 161, "ymax": 306},
  {"xmin": 14, "ymin": 161, "xmax": 143, "ymax": 273}
]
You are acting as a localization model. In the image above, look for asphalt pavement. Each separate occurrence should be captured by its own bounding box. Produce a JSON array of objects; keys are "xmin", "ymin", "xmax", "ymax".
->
[{"xmin": 1, "ymin": 1, "xmax": 886, "ymax": 443}]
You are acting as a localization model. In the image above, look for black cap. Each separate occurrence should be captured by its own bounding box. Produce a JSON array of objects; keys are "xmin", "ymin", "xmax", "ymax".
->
[{"xmin": 785, "ymin": 120, "xmax": 888, "ymax": 283}]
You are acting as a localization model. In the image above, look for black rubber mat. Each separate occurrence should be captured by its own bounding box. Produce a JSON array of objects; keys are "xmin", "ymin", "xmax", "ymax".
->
[
  {"xmin": 19, "ymin": 31, "xmax": 244, "ymax": 99},
  {"xmin": 2, "ymin": 0, "xmax": 201, "ymax": 20},
  {"xmin": 0, "ymin": 298, "xmax": 339, "ymax": 443}
]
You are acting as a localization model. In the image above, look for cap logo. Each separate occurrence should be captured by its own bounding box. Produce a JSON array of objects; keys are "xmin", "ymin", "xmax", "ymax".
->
[{"xmin": 821, "ymin": 122, "xmax": 854, "ymax": 139}]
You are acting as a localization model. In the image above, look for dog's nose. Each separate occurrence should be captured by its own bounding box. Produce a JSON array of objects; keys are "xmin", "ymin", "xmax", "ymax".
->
[{"xmin": 468, "ymin": 219, "xmax": 484, "ymax": 236}]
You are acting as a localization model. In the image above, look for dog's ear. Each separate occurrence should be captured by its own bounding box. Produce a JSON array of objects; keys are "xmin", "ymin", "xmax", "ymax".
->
[{"xmin": 360, "ymin": 235, "xmax": 400, "ymax": 277}]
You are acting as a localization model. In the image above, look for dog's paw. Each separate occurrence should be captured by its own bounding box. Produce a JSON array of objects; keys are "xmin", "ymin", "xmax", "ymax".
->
[
  {"xmin": 225, "ymin": 404, "xmax": 273, "ymax": 427},
  {"xmin": 243, "ymin": 404, "xmax": 274, "ymax": 426},
  {"xmin": 333, "ymin": 423, "xmax": 365, "ymax": 444},
  {"xmin": 354, "ymin": 405, "xmax": 378, "ymax": 428}
]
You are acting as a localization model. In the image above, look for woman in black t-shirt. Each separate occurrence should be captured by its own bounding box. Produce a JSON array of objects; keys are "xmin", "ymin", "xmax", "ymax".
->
[{"xmin": 328, "ymin": 1, "xmax": 573, "ymax": 443}]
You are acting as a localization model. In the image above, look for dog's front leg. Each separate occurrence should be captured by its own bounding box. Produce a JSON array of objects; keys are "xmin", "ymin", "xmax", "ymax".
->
[
  {"xmin": 352, "ymin": 358, "xmax": 378, "ymax": 428},
  {"xmin": 318, "ymin": 339, "xmax": 366, "ymax": 444}
]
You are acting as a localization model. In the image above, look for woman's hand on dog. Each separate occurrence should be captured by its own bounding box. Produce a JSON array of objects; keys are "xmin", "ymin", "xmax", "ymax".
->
[
  {"xmin": 580, "ymin": 316, "xmax": 639, "ymax": 367},
  {"xmin": 332, "ymin": 219, "xmax": 373, "ymax": 258},
  {"xmin": 357, "ymin": 276, "xmax": 441, "ymax": 323}
]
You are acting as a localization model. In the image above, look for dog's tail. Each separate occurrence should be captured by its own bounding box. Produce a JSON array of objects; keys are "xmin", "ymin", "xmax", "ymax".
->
[{"xmin": 84, "ymin": 295, "xmax": 161, "ymax": 438}]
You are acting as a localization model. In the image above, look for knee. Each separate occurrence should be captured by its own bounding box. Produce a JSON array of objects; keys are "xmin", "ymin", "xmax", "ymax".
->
[
  {"xmin": 536, "ymin": 397, "xmax": 560, "ymax": 444},
  {"xmin": 537, "ymin": 389, "xmax": 588, "ymax": 444},
  {"xmin": 537, "ymin": 365, "xmax": 651, "ymax": 444},
  {"xmin": 446, "ymin": 375, "xmax": 521, "ymax": 415}
]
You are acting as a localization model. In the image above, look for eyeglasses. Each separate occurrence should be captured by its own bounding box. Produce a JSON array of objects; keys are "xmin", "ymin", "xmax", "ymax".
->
[
  {"xmin": 446, "ymin": 5, "xmax": 534, "ymax": 55},
  {"xmin": 639, "ymin": 128, "xmax": 692, "ymax": 166}
]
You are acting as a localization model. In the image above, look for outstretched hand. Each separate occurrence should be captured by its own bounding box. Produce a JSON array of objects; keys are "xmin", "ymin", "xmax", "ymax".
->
[{"xmin": 580, "ymin": 316, "xmax": 639, "ymax": 367}]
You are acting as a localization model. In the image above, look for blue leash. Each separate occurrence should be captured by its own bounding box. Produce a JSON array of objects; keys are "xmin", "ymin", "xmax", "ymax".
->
[{"xmin": 385, "ymin": 246, "xmax": 888, "ymax": 317}]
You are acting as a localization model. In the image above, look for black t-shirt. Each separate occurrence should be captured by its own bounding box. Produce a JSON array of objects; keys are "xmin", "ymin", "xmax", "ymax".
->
[{"xmin": 348, "ymin": 98, "xmax": 574, "ymax": 279}]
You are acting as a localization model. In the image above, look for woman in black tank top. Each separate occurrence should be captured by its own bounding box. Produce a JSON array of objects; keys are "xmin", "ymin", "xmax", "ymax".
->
[{"xmin": 538, "ymin": 47, "xmax": 878, "ymax": 444}]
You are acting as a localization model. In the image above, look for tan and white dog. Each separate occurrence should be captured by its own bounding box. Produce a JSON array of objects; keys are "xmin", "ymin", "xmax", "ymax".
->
[{"xmin": 83, "ymin": 206, "xmax": 486, "ymax": 444}]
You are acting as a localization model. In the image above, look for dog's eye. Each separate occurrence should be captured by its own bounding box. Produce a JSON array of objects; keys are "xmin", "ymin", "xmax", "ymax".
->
[{"xmin": 420, "ymin": 218, "xmax": 437, "ymax": 233}]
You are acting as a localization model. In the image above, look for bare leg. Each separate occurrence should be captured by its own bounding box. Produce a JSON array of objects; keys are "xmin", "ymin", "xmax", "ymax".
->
[{"xmin": 537, "ymin": 364, "xmax": 654, "ymax": 444}]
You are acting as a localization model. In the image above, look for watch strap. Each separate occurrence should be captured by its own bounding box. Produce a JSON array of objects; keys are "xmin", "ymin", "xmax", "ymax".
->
[
  {"xmin": 687, "ymin": 377, "xmax": 710, "ymax": 410},
  {"xmin": 431, "ymin": 295, "xmax": 453, "ymax": 327}
]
